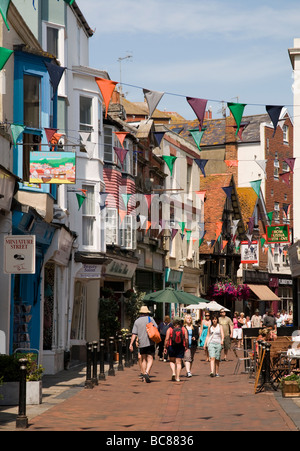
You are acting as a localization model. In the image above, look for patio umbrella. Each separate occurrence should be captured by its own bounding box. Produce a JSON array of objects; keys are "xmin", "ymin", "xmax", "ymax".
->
[
  {"xmin": 205, "ymin": 301, "xmax": 230, "ymax": 312},
  {"xmin": 185, "ymin": 302, "xmax": 209, "ymax": 310},
  {"xmin": 143, "ymin": 287, "xmax": 206, "ymax": 305}
]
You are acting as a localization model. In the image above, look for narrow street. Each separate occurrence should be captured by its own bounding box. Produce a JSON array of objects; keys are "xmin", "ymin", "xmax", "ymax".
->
[{"xmin": 21, "ymin": 348, "xmax": 299, "ymax": 432}]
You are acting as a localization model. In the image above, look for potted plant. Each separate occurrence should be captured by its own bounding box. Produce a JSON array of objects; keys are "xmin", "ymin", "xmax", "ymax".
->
[
  {"xmin": 280, "ymin": 373, "xmax": 300, "ymax": 398},
  {"xmin": 0, "ymin": 353, "xmax": 44, "ymax": 406}
]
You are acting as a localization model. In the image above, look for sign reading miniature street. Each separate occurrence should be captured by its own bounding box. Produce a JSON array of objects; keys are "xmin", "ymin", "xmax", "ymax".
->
[
  {"xmin": 266, "ymin": 225, "xmax": 290, "ymax": 243},
  {"xmin": 4, "ymin": 235, "xmax": 36, "ymax": 274}
]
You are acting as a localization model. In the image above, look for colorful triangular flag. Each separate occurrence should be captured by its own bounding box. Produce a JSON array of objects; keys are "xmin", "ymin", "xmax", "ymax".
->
[
  {"xmin": 0, "ymin": 46, "xmax": 12, "ymax": 70},
  {"xmin": 250, "ymin": 179, "xmax": 262, "ymax": 198},
  {"xmin": 284, "ymin": 157, "xmax": 295, "ymax": 173},
  {"xmin": 194, "ymin": 159, "xmax": 208, "ymax": 177},
  {"xmin": 0, "ymin": 0, "xmax": 11, "ymax": 31},
  {"xmin": 76, "ymin": 193, "xmax": 86, "ymax": 211},
  {"xmin": 189, "ymin": 128, "xmax": 206, "ymax": 151},
  {"xmin": 114, "ymin": 146, "xmax": 129, "ymax": 166},
  {"xmin": 143, "ymin": 89, "xmax": 164, "ymax": 118},
  {"xmin": 186, "ymin": 97, "xmax": 208, "ymax": 130},
  {"xmin": 162, "ymin": 155, "xmax": 177, "ymax": 176},
  {"xmin": 266, "ymin": 105, "xmax": 284, "ymax": 137},
  {"xmin": 11, "ymin": 124, "xmax": 25, "ymax": 146},
  {"xmin": 228, "ymin": 102, "xmax": 246, "ymax": 135},
  {"xmin": 114, "ymin": 131, "xmax": 128, "ymax": 148},
  {"xmin": 95, "ymin": 77, "xmax": 118, "ymax": 118},
  {"xmin": 45, "ymin": 62, "xmax": 66, "ymax": 97}
]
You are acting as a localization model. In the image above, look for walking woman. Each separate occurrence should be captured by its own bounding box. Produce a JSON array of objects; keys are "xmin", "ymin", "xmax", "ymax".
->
[
  {"xmin": 164, "ymin": 317, "xmax": 188, "ymax": 382},
  {"xmin": 183, "ymin": 314, "xmax": 199, "ymax": 377},
  {"xmin": 199, "ymin": 311, "xmax": 211, "ymax": 362},
  {"xmin": 205, "ymin": 315, "xmax": 224, "ymax": 377}
]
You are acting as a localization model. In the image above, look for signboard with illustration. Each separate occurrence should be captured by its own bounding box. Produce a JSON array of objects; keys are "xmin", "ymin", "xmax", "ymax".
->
[
  {"xmin": 241, "ymin": 241, "xmax": 259, "ymax": 265},
  {"xmin": 266, "ymin": 225, "xmax": 290, "ymax": 243},
  {"xmin": 4, "ymin": 235, "xmax": 36, "ymax": 274},
  {"xmin": 29, "ymin": 151, "xmax": 76, "ymax": 184}
]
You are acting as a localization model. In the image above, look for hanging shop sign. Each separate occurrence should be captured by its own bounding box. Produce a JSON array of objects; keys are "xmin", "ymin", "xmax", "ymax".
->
[
  {"xmin": 4, "ymin": 235, "xmax": 36, "ymax": 274},
  {"xmin": 241, "ymin": 241, "xmax": 259, "ymax": 265},
  {"xmin": 29, "ymin": 151, "xmax": 76, "ymax": 184},
  {"xmin": 75, "ymin": 264, "xmax": 102, "ymax": 279},
  {"xmin": 266, "ymin": 225, "xmax": 290, "ymax": 243},
  {"xmin": 104, "ymin": 258, "xmax": 137, "ymax": 280}
]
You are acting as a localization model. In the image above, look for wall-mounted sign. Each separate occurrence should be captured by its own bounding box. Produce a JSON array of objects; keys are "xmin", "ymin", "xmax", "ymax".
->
[
  {"xmin": 266, "ymin": 225, "xmax": 290, "ymax": 243},
  {"xmin": 241, "ymin": 241, "xmax": 259, "ymax": 265},
  {"xmin": 4, "ymin": 235, "xmax": 36, "ymax": 274},
  {"xmin": 29, "ymin": 151, "xmax": 76, "ymax": 184},
  {"xmin": 76, "ymin": 264, "xmax": 102, "ymax": 280}
]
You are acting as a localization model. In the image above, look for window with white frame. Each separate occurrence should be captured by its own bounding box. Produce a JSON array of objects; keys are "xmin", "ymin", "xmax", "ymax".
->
[
  {"xmin": 104, "ymin": 126, "xmax": 118, "ymax": 163},
  {"xmin": 82, "ymin": 185, "xmax": 95, "ymax": 246},
  {"xmin": 122, "ymin": 140, "xmax": 133, "ymax": 174},
  {"xmin": 106, "ymin": 208, "xmax": 118, "ymax": 245},
  {"xmin": 283, "ymin": 125, "xmax": 289, "ymax": 144},
  {"xmin": 274, "ymin": 159, "xmax": 279, "ymax": 179},
  {"xmin": 120, "ymin": 215, "xmax": 136, "ymax": 250},
  {"xmin": 80, "ymin": 96, "xmax": 93, "ymax": 134},
  {"xmin": 274, "ymin": 202, "xmax": 280, "ymax": 223}
]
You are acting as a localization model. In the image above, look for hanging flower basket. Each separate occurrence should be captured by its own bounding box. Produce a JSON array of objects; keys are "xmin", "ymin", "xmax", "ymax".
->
[{"xmin": 208, "ymin": 281, "xmax": 250, "ymax": 302}]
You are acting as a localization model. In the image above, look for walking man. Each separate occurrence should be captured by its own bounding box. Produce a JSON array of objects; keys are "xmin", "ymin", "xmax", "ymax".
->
[
  {"xmin": 129, "ymin": 305, "xmax": 157, "ymax": 383},
  {"xmin": 218, "ymin": 308, "xmax": 233, "ymax": 361}
]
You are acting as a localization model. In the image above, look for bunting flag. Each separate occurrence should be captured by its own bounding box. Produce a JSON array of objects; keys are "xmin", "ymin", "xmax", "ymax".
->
[
  {"xmin": 186, "ymin": 230, "xmax": 192, "ymax": 242},
  {"xmin": 260, "ymin": 237, "xmax": 266, "ymax": 248},
  {"xmin": 222, "ymin": 240, "xmax": 228, "ymax": 250},
  {"xmin": 178, "ymin": 222, "xmax": 186, "ymax": 234},
  {"xmin": 99, "ymin": 192, "xmax": 109, "ymax": 211},
  {"xmin": 266, "ymin": 105, "xmax": 284, "ymax": 137},
  {"xmin": 114, "ymin": 131, "xmax": 128, "ymax": 148},
  {"xmin": 284, "ymin": 157, "xmax": 295, "ymax": 173},
  {"xmin": 222, "ymin": 186, "xmax": 233, "ymax": 199},
  {"xmin": 195, "ymin": 191, "xmax": 206, "ymax": 203},
  {"xmin": 186, "ymin": 97, "xmax": 208, "ymax": 130},
  {"xmin": 162, "ymin": 155, "xmax": 177, "ymax": 176},
  {"xmin": 180, "ymin": 233, "xmax": 185, "ymax": 240},
  {"xmin": 0, "ymin": 0, "xmax": 11, "ymax": 31},
  {"xmin": 11, "ymin": 124, "xmax": 25, "ymax": 146},
  {"xmin": 194, "ymin": 159, "xmax": 208, "ymax": 177},
  {"xmin": 250, "ymin": 179, "xmax": 262, "ymax": 198},
  {"xmin": 80, "ymin": 132, "xmax": 95, "ymax": 159},
  {"xmin": 119, "ymin": 209, "xmax": 127, "ymax": 223},
  {"xmin": 283, "ymin": 204, "xmax": 290, "ymax": 217},
  {"xmin": 143, "ymin": 89, "xmax": 164, "ymax": 118},
  {"xmin": 279, "ymin": 172, "xmax": 290, "ymax": 185},
  {"xmin": 0, "ymin": 47, "xmax": 13, "ymax": 70},
  {"xmin": 225, "ymin": 160, "xmax": 238, "ymax": 167},
  {"xmin": 64, "ymin": 0, "xmax": 75, "ymax": 5},
  {"xmin": 45, "ymin": 62, "xmax": 66, "ymax": 97},
  {"xmin": 154, "ymin": 132, "xmax": 165, "ymax": 147},
  {"xmin": 233, "ymin": 122, "xmax": 249, "ymax": 141},
  {"xmin": 114, "ymin": 146, "xmax": 129, "ymax": 166},
  {"xmin": 228, "ymin": 102, "xmax": 246, "ymax": 135},
  {"xmin": 144, "ymin": 194, "xmax": 153, "ymax": 210},
  {"xmin": 189, "ymin": 128, "xmax": 206, "ymax": 151},
  {"xmin": 44, "ymin": 128, "xmax": 58, "ymax": 144},
  {"xmin": 76, "ymin": 193, "xmax": 86, "ymax": 211},
  {"xmin": 231, "ymin": 219, "xmax": 240, "ymax": 236},
  {"xmin": 171, "ymin": 228, "xmax": 178, "ymax": 240},
  {"xmin": 121, "ymin": 193, "xmax": 132, "ymax": 209},
  {"xmin": 255, "ymin": 160, "xmax": 267, "ymax": 177},
  {"xmin": 267, "ymin": 211, "xmax": 274, "ymax": 223},
  {"xmin": 215, "ymin": 221, "xmax": 223, "ymax": 240},
  {"xmin": 95, "ymin": 77, "xmax": 118, "ymax": 118},
  {"xmin": 248, "ymin": 217, "xmax": 254, "ymax": 234}
]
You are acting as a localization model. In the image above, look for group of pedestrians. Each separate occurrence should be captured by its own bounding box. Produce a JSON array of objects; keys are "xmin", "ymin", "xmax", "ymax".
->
[{"xmin": 130, "ymin": 305, "xmax": 234, "ymax": 382}]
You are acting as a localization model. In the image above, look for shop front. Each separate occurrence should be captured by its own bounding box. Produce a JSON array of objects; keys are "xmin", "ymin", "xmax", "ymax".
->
[{"xmin": 102, "ymin": 254, "xmax": 138, "ymax": 329}]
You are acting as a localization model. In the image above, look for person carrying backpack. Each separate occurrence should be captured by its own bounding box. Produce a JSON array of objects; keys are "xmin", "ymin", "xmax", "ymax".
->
[{"xmin": 164, "ymin": 317, "xmax": 188, "ymax": 382}]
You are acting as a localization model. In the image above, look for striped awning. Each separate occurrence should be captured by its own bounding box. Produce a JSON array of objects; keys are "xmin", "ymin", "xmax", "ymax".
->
[{"xmin": 247, "ymin": 284, "xmax": 280, "ymax": 302}]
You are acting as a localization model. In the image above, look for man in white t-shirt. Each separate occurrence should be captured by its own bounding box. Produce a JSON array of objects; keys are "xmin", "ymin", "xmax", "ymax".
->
[{"xmin": 251, "ymin": 309, "xmax": 262, "ymax": 328}]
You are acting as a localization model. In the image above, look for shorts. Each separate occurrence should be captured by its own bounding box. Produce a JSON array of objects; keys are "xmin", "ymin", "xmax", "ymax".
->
[
  {"xmin": 223, "ymin": 335, "xmax": 231, "ymax": 351},
  {"xmin": 233, "ymin": 329, "xmax": 243, "ymax": 340},
  {"xmin": 184, "ymin": 347, "xmax": 197, "ymax": 363},
  {"xmin": 139, "ymin": 345, "xmax": 155, "ymax": 355},
  {"xmin": 208, "ymin": 342, "xmax": 222, "ymax": 360},
  {"xmin": 168, "ymin": 345, "xmax": 185, "ymax": 359}
]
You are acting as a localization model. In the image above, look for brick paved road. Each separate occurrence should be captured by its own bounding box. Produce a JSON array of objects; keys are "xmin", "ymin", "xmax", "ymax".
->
[{"xmin": 25, "ymin": 349, "xmax": 298, "ymax": 432}]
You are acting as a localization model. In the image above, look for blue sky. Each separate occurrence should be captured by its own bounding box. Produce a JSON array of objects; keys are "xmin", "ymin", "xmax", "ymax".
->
[{"xmin": 79, "ymin": 0, "xmax": 299, "ymax": 120}]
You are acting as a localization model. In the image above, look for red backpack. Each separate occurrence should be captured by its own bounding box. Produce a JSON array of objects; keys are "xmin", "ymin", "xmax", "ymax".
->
[{"xmin": 170, "ymin": 326, "xmax": 185, "ymax": 346}]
